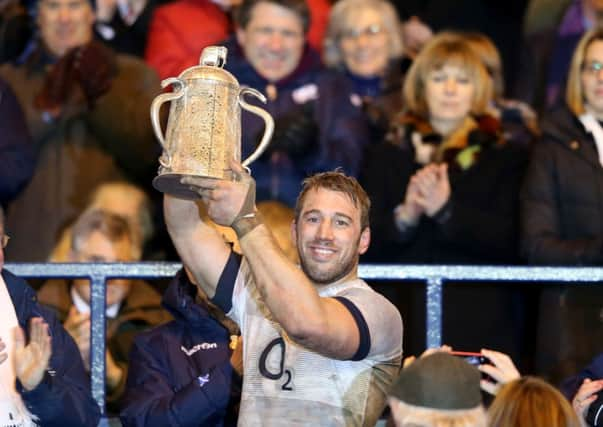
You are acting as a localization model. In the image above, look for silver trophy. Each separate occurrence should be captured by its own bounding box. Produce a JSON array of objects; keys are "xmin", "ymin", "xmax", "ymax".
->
[{"xmin": 150, "ymin": 46, "xmax": 274, "ymax": 199}]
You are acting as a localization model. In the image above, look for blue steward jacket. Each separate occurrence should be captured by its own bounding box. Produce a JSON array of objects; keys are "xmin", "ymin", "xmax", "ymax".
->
[{"xmin": 120, "ymin": 270, "xmax": 241, "ymax": 427}]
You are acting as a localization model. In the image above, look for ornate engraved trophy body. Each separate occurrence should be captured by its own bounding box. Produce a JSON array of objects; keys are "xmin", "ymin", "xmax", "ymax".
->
[{"xmin": 150, "ymin": 46, "xmax": 274, "ymax": 199}]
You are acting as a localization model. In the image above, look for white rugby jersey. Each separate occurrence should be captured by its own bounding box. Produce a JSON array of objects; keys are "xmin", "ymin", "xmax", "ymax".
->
[{"xmin": 212, "ymin": 253, "xmax": 403, "ymax": 427}]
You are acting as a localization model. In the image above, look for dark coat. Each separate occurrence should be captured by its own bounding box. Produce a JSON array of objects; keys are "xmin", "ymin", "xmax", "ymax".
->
[
  {"xmin": 521, "ymin": 105, "xmax": 603, "ymax": 265},
  {"xmin": 520, "ymin": 105, "xmax": 603, "ymax": 384},
  {"xmin": 120, "ymin": 270, "xmax": 240, "ymax": 427},
  {"xmin": 360, "ymin": 114, "xmax": 529, "ymax": 360},
  {"xmin": 0, "ymin": 77, "xmax": 34, "ymax": 207},
  {"xmin": 362, "ymin": 115, "xmax": 528, "ymax": 264},
  {"xmin": 2, "ymin": 269, "xmax": 101, "ymax": 426},
  {"xmin": 324, "ymin": 59, "xmax": 406, "ymax": 143},
  {"xmin": 223, "ymin": 37, "xmax": 371, "ymax": 207}
]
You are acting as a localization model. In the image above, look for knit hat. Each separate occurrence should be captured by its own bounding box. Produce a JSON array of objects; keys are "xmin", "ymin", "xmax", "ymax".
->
[{"xmin": 389, "ymin": 352, "xmax": 482, "ymax": 410}]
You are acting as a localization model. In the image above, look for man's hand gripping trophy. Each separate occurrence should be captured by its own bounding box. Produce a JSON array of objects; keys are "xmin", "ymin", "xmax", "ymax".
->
[{"xmin": 182, "ymin": 160, "xmax": 260, "ymax": 237}]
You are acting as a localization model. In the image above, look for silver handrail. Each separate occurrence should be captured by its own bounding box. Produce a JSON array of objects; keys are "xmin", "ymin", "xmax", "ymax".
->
[{"xmin": 6, "ymin": 262, "xmax": 603, "ymax": 415}]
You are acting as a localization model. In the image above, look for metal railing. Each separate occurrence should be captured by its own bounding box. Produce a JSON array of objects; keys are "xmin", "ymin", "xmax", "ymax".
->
[{"xmin": 6, "ymin": 262, "xmax": 603, "ymax": 415}]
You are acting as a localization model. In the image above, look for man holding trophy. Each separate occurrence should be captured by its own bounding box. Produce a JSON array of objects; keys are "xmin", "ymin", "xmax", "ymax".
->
[
  {"xmin": 149, "ymin": 1, "xmax": 401, "ymax": 419},
  {"xmin": 161, "ymin": 159, "xmax": 402, "ymax": 426}
]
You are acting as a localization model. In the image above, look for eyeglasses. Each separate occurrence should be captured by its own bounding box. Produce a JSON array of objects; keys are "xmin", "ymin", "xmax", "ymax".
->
[
  {"xmin": 1, "ymin": 234, "xmax": 10, "ymax": 249},
  {"xmin": 340, "ymin": 24, "xmax": 384, "ymax": 41},
  {"xmin": 582, "ymin": 61, "xmax": 603, "ymax": 75}
]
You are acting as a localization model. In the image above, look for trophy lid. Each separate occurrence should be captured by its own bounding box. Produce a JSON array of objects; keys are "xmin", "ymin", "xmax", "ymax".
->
[{"xmin": 177, "ymin": 46, "xmax": 238, "ymax": 85}]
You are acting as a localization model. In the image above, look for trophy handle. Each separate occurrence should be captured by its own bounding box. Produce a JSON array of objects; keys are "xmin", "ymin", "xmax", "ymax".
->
[
  {"xmin": 150, "ymin": 77, "xmax": 185, "ymax": 168},
  {"xmin": 239, "ymin": 87, "xmax": 274, "ymax": 167}
]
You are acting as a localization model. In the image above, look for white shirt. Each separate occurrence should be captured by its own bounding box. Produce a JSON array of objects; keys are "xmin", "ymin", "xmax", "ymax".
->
[{"xmin": 221, "ymin": 257, "xmax": 403, "ymax": 427}]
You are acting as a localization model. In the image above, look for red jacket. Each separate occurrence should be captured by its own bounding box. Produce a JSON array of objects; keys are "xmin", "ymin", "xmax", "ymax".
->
[
  {"xmin": 144, "ymin": 0, "xmax": 331, "ymax": 80},
  {"xmin": 145, "ymin": 0, "xmax": 232, "ymax": 80}
]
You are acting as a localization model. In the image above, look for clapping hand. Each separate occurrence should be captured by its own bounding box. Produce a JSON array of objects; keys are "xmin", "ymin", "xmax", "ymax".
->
[
  {"xmin": 395, "ymin": 178, "xmax": 425, "ymax": 229},
  {"xmin": 14, "ymin": 317, "xmax": 52, "ymax": 391},
  {"xmin": 64, "ymin": 306, "xmax": 91, "ymax": 370},
  {"xmin": 412, "ymin": 163, "xmax": 451, "ymax": 217}
]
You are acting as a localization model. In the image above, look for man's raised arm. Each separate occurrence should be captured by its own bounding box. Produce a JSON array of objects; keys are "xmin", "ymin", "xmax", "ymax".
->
[{"xmin": 164, "ymin": 194, "xmax": 232, "ymax": 298}]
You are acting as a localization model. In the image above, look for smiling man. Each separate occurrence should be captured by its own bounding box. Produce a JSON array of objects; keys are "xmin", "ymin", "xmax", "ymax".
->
[
  {"xmin": 220, "ymin": 0, "xmax": 370, "ymax": 208},
  {"xmin": 165, "ymin": 163, "xmax": 403, "ymax": 426}
]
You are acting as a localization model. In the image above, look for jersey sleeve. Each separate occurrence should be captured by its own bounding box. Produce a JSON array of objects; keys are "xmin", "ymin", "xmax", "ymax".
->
[{"xmin": 336, "ymin": 287, "xmax": 403, "ymax": 361}]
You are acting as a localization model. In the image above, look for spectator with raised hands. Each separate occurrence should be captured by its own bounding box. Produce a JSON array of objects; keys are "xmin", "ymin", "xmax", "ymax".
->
[
  {"xmin": 0, "ymin": 205, "xmax": 100, "ymax": 426},
  {"xmin": 403, "ymin": 346, "xmax": 521, "ymax": 396},
  {"xmin": 361, "ymin": 31, "xmax": 529, "ymax": 361}
]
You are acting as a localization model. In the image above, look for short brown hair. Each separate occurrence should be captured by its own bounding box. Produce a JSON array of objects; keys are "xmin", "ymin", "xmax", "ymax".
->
[
  {"xmin": 403, "ymin": 32, "xmax": 492, "ymax": 119},
  {"xmin": 234, "ymin": 0, "xmax": 310, "ymax": 33},
  {"xmin": 566, "ymin": 28, "xmax": 603, "ymax": 116},
  {"xmin": 294, "ymin": 170, "xmax": 370, "ymax": 231},
  {"xmin": 71, "ymin": 209, "xmax": 138, "ymax": 260},
  {"xmin": 488, "ymin": 376, "xmax": 580, "ymax": 427}
]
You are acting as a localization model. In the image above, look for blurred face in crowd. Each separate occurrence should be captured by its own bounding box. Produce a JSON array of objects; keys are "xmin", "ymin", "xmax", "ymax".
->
[
  {"xmin": 339, "ymin": 8, "xmax": 390, "ymax": 78},
  {"xmin": 70, "ymin": 231, "xmax": 133, "ymax": 306},
  {"xmin": 425, "ymin": 63, "xmax": 475, "ymax": 129},
  {"xmin": 236, "ymin": 1, "xmax": 305, "ymax": 82},
  {"xmin": 582, "ymin": 40, "xmax": 603, "ymax": 119},
  {"xmin": 293, "ymin": 188, "xmax": 369, "ymax": 285},
  {"xmin": 37, "ymin": 0, "xmax": 95, "ymax": 57}
]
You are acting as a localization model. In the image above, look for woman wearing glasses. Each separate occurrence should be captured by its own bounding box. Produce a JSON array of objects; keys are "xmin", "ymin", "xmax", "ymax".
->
[
  {"xmin": 521, "ymin": 28, "xmax": 603, "ymax": 385},
  {"xmin": 322, "ymin": 0, "xmax": 405, "ymax": 142}
]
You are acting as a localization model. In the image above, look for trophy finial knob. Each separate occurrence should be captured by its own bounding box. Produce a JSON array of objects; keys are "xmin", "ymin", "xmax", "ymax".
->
[{"xmin": 200, "ymin": 46, "xmax": 227, "ymax": 68}]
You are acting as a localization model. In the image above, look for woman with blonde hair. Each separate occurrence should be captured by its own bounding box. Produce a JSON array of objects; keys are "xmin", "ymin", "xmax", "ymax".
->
[
  {"xmin": 488, "ymin": 376, "xmax": 581, "ymax": 427},
  {"xmin": 361, "ymin": 32, "xmax": 529, "ymax": 357},
  {"xmin": 322, "ymin": 0, "xmax": 405, "ymax": 141},
  {"xmin": 521, "ymin": 28, "xmax": 603, "ymax": 385}
]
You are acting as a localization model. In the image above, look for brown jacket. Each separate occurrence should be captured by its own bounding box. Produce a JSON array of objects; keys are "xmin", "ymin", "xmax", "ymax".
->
[{"xmin": 0, "ymin": 45, "xmax": 161, "ymax": 261}]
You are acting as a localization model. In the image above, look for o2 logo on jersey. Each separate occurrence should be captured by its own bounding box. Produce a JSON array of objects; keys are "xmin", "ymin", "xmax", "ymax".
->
[{"xmin": 258, "ymin": 337, "xmax": 294, "ymax": 391}]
